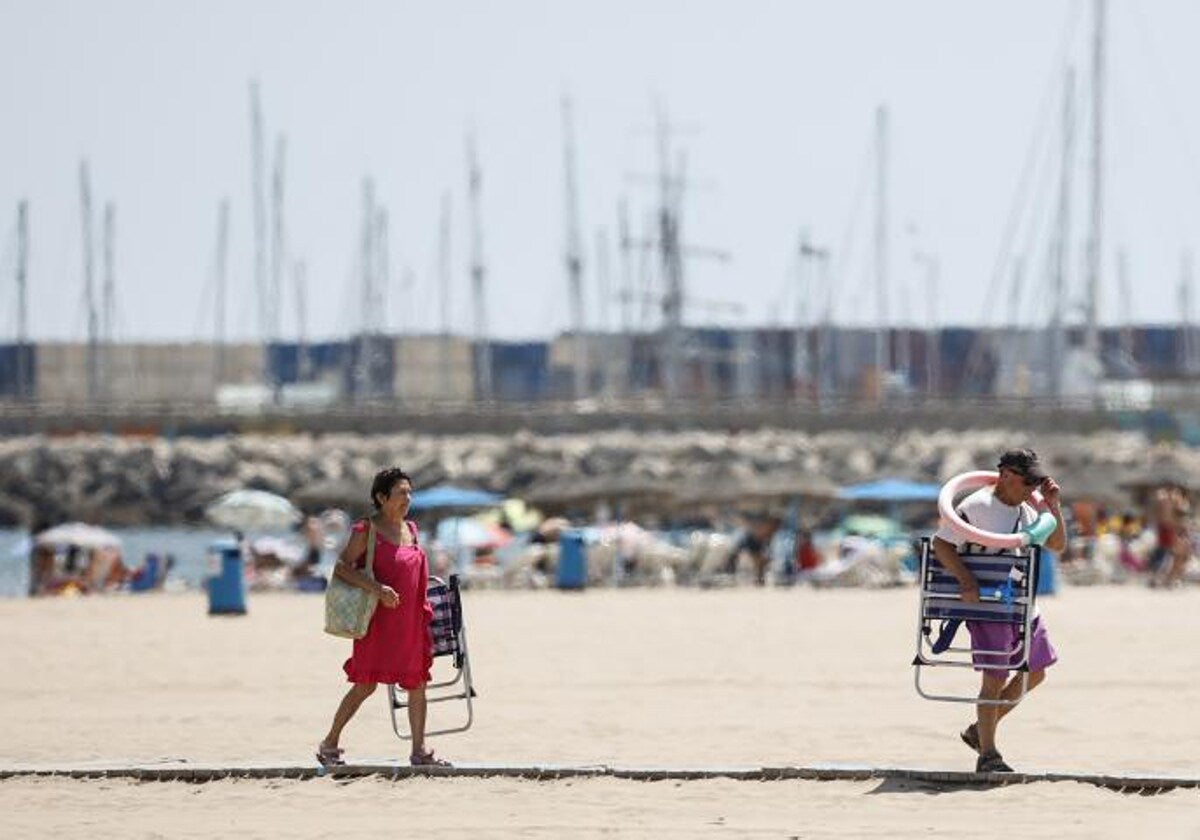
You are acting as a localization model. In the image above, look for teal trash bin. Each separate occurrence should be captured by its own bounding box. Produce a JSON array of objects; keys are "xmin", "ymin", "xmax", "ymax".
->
[
  {"xmin": 557, "ymin": 531, "xmax": 587, "ymax": 590},
  {"xmin": 207, "ymin": 540, "xmax": 247, "ymax": 615}
]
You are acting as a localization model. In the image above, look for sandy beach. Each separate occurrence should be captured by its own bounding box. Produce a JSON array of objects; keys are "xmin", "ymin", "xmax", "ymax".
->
[{"xmin": 2, "ymin": 585, "xmax": 1198, "ymax": 837}]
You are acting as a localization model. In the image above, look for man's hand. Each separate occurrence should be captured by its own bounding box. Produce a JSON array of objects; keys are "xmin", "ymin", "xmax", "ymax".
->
[{"xmin": 1040, "ymin": 477, "xmax": 1062, "ymax": 510}]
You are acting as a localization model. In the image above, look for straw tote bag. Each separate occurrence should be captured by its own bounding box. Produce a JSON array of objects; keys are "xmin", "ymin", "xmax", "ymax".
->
[{"xmin": 324, "ymin": 521, "xmax": 380, "ymax": 639}]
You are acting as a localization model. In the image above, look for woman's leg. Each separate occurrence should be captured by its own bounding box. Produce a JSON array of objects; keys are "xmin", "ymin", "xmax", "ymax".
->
[
  {"xmin": 406, "ymin": 684, "xmax": 428, "ymax": 756},
  {"xmin": 321, "ymin": 682, "xmax": 377, "ymax": 749}
]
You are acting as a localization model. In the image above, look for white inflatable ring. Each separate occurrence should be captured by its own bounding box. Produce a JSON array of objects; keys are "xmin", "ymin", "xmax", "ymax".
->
[{"xmin": 938, "ymin": 470, "xmax": 1054, "ymax": 549}]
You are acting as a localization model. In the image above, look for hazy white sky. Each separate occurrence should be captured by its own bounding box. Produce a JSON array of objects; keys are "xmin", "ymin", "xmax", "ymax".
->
[{"xmin": 3, "ymin": 0, "xmax": 1200, "ymax": 342}]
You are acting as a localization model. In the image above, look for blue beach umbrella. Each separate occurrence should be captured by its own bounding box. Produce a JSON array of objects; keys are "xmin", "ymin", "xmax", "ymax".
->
[
  {"xmin": 836, "ymin": 478, "xmax": 941, "ymax": 503},
  {"xmin": 410, "ymin": 486, "xmax": 502, "ymax": 571},
  {"xmin": 410, "ymin": 486, "xmax": 502, "ymax": 511}
]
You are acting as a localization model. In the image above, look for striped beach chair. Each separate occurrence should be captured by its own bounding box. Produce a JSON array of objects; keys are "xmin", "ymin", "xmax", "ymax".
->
[
  {"xmin": 389, "ymin": 574, "xmax": 476, "ymax": 738},
  {"xmin": 912, "ymin": 537, "xmax": 1041, "ymax": 705}
]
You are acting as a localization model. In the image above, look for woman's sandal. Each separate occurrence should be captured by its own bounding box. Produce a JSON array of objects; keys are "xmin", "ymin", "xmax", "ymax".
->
[
  {"xmin": 410, "ymin": 749, "xmax": 452, "ymax": 767},
  {"xmin": 316, "ymin": 743, "xmax": 346, "ymax": 767}
]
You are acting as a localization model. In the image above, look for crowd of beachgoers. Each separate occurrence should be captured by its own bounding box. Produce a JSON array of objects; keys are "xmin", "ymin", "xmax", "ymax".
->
[{"xmin": 19, "ymin": 477, "xmax": 1199, "ymax": 598}]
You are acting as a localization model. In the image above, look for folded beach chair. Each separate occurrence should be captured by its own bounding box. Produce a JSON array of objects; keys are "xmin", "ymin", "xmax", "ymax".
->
[
  {"xmin": 912, "ymin": 537, "xmax": 1040, "ymax": 705},
  {"xmin": 389, "ymin": 574, "xmax": 476, "ymax": 739}
]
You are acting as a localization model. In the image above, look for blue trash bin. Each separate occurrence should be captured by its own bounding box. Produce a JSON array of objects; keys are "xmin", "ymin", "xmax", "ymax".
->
[
  {"xmin": 557, "ymin": 531, "xmax": 587, "ymax": 590},
  {"xmin": 207, "ymin": 540, "xmax": 247, "ymax": 615}
]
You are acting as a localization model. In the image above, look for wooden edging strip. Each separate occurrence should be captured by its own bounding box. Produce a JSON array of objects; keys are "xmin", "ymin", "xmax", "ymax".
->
[{"xmin": 0, "ymin": 764, "xmax": 1197, "ymax": 793}]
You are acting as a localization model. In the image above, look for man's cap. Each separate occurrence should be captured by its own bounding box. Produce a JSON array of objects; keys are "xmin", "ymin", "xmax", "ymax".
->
[{"xmin": 998, "ymin": 448, "xmax": 1048, "ymax": 482}]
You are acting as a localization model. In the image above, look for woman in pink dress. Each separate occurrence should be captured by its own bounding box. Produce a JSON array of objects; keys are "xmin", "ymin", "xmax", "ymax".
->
[{"xmin": 317, "ymin": 467, "xmax": 448, "ymax": 766}]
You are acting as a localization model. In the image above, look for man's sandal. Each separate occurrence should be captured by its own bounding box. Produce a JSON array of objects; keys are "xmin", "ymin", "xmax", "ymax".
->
[
  {"xmin": 976, "ymin": 750, "xmax": 1013, "ymax": 773},
  {"xmin": 316, "ymin": 744, "xmax": 346, "ymax": 767},
  {"xmin": 960, "ymin": 723, "xmax": 980, "ymax": 754}
]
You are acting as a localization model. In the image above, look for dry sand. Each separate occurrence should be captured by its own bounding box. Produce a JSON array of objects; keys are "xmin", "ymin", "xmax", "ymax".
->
[{"xmin": 1, "ymin": 585, "xmax": 1198, "ymax": 837}]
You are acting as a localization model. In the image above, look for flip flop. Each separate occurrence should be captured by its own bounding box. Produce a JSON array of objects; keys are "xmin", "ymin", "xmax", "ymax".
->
[
  {"xmin": 960, "ymin": 723, "xmax": 980, "ymax": 754},
  {"xmin": 410, "ymin": 749, "xmax": 452, "ymax": 767},
  {"xmin": 316, "ymin": 744, "xmax": 346, "ymax": 767},
  {"xmin": 976, "ymin": 751, "xmax": 1013, "ymax": 773}
]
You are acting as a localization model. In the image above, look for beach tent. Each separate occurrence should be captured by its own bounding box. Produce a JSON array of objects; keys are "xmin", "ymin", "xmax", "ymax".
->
[{"xmin": 837, "ymin": 478, "xmax": 941, "ymax": 503}]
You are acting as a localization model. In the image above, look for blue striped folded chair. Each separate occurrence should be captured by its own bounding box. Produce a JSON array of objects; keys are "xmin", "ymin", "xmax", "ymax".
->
[
  {"xmin": 912, "ymin": 537, "xmax": 1040, "ymax": 705},
  {"xmin": 389, "ymin": 574, "xmax": 477, "ymax": 738}
]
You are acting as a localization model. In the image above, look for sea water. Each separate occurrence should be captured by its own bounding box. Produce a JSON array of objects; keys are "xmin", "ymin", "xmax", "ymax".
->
[{"xmin": 0, "ymin": 527, "xmax": 306, "ymax": 598}]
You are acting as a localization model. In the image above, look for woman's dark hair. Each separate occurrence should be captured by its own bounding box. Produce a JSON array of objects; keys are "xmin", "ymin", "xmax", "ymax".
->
[{"xmin": 370, "ymin": 467, "xmax": 413, "ymax": 510}]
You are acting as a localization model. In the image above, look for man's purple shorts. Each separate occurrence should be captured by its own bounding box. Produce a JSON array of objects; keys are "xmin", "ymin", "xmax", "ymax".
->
[{"xmin": 966, "ymin": 615, "xmax": 1058, "ymax": 675}]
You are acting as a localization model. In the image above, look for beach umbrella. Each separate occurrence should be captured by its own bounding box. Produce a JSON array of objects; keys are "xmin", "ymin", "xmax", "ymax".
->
[
  {"xmin": 292, "ymin": 479, "xmax": 363, "ymax": 512},
  {"xmin": 205, "ymin": 489, "xmax": 302, "ymax": 531},
  {"xmin": 409, "ymin": 486, "xmax": 502, "ymax": 572},
  {"xmin": 34, "ymin": 522, "xmax": 122, "ymax": 550},
  {"xmin": 523, "ymin": 474, "xmax": 677, "ymax": 512},
  {"xmin": 435, "ymin": 517, "xmax": 512, "ymax": 550},
  {"xmin": 249, "ymin": 535, "xmax": 305, "ymax": 564},
  {"xmin": 409, "ymin": 485, "xmax": 502, "ymax": 512},
  {"xmin": 837, "ymin": 478, "xmax": 941, "ymax": 503},
  {"xmin": 477, "ymin": 498, "xmax": 543, "ymax": 532},
  {"xmin": 840, "ymin": 513, "xmax": 905, "ymax": 540},
  {"xmin": 1118, "ymin": 459, "xmax": 1200, "ymax": 495},
  {"xmin": 673, "ymin": 472, "xmax": 839, "ymax": 506},
  {"xmin": 1054, "ymin": 464, "xmax": 1131, "ymax": 507}
]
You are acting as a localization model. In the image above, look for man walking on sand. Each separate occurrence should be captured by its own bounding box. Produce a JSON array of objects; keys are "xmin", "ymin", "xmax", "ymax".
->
[{"xmin": 931, "ymin": 448, "xmax": 1067, "ymax": 773}]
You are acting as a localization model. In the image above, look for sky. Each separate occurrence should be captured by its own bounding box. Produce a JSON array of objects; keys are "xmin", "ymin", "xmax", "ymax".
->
[{"xmin": 3, "ymin": 0, "xmax": 1200, "ymax": 343}]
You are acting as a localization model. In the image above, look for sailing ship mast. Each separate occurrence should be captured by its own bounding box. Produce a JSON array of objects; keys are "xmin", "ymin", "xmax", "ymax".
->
[
  {"xmin": 1084, "ymin": 0, "xmax": 1106, "ymax": 365},
  {"xmin": 467, "ymin": 131, "xmax": 492, "ymax": 401},
  {"xmin": 79, "ymin": 160, "xmax": 99, "ymax": 403},
  {"xmin": 1049, "ymin": 67, "xmax": 1075, "ymax": 398},
  {"xmin": 15, "ymin": 201, "xmax": 28, "ymax": 399},
  {"xmin": 561, "ymin": 95, "xmax": 588, "ymax": 399}
]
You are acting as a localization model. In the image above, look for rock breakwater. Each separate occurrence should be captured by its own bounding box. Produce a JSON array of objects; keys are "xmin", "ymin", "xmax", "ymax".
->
[{"xmin": 0, "ymin": 428, "xmax": 1191, "ymax": 527}]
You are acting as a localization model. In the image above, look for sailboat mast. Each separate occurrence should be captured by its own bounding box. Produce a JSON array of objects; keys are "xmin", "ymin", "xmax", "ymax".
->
[
  {"xmin": 357, "ymin": 177, "xmax": 376, "ymax": 399},
  {"xmin": 270, "ymin": 134, "xmax": 286, "ymax": 343},
  {"xmin": 15, "ymin": 201, "xmax": 28, "ymax": 399},
  {"xmin": 102, "ymin": 201, "xmax": 115, "ymax": 400},
  {"xmin": 438, "ymin": 192, "xmax": 452, "ymax": 400},
  {"xmin": 562, "ymin": 95, "xmax": 587, "ymax": 400},
  {"xmin": 1050, "ymin": 67, "xmax": 1075, "ymax": 399},
  {"xmin": 249, "ymin": 81, "xmax": 268, "ymax": 345},
  {"xmin": 874, "ymin": 105, "xmax": 890, "ymax": 382},
  {"xmin": 79, "ymin": 160, "xmax": 99, "ymax": 403},
  {"xmin": 214, "ymin": 198, "xmax": 230, "ymax": 384},
  {"xmin": 467, "ymin": 132, "xmax": 492, "ymax": 401},
  {"xmin": 293, "ymin": 260, "xmax": 309, "ymax": 381},
  {"xmin": 618, "ymin": 198, "xmax": 633, "ymax": 334},
  {"xmin": 1084, "ymin": 0, "xmax": 1106, "ymax": 360}
]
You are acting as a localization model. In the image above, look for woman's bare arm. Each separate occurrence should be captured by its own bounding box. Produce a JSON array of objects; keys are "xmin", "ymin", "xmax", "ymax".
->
[{"xmin": 332, "ymin": 528, "xmax": 381, "ymax": 595}]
